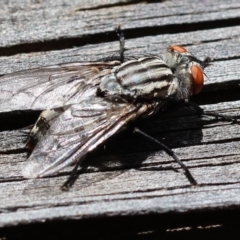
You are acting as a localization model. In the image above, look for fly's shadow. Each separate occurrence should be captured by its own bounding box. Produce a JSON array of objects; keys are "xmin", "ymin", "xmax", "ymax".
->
[{"xmin": 61, "ymin": 105, "xmax": 206, "ymax": 190}]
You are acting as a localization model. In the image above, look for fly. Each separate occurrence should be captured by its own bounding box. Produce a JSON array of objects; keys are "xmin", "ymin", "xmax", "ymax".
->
[{"xmin": 0, "ymin": 27, "xmax": 233, "ymax": 187}]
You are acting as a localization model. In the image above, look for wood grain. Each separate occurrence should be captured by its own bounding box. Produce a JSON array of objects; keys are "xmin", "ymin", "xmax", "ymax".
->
[{"xmin": 0, "ymin": 0, "xmax": 240, "ymax": 239}]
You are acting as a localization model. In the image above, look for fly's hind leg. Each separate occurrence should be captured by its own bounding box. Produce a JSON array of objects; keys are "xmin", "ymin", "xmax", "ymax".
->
[
  {"xmin": 134, "ymin": 127, "xmax": 197, "ymax": 185},
  {"xmin": 61, "ymin": 156, "xmax": 87, "ymax": 191}
]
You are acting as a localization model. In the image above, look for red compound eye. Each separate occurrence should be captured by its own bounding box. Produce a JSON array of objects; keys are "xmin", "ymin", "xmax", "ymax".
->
[
  {"xmin": 191, "ymin": 65, "xmax": 204, "ymax": 95},
  {"xmin": 168, "ymin": 45, "xmax": 188, "ymax": 53}
]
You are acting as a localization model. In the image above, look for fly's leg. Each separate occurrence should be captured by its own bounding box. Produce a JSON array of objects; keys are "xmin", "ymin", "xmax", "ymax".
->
[
  {"xmin": 115, "ymin": 25, "xmax": 125, "ymax": 63},
  {"xmin": 61, "ymin": 156, "xmax": 87, "ymax": 191},
  {"xmin": 134, "ymin": 127, "xmax": 197, "ymax": 185},
  {"xmin": 168, "ymin": 100, "xmax": 237, "ymax": 123},
  {"xmin": 62, "ymin": 26, "xmax": 124, "ymax": 191},
  {"xmin": 188, "ymin": 101, "xmax": 238, "ymax": 123},
  {"xmin": 60, "ymin": 163, "xmax": 79, "ymax": 191},
  {"xmin": 159, "ymin": 100, "xmax": 187, "ymax": 115}
]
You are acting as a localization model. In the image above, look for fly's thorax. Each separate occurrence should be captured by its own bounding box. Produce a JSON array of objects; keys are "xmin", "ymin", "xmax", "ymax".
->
[{"xmin": 98, "ymin": 57, "xmax": 173, "ymax": 100}]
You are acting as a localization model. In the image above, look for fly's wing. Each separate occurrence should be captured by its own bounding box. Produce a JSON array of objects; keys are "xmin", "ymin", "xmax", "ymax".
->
[
  {"xmin": 22, "ymin": 95, "xmax": 148, "ymax": 178},
  {"xmin": 0, "ymin": 61, "xmax": 120, "ymax": 112}
]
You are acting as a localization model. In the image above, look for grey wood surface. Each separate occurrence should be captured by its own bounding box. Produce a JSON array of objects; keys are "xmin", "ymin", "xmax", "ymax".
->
[{"xmin": 0, "ymin": 0, "xmax": 240, "ymax": 239}]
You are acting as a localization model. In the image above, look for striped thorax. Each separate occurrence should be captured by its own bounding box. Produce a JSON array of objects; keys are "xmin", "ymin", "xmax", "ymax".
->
[{"xmin": 99, "ymin": 45, "xmax": 207, "ymax": 102}]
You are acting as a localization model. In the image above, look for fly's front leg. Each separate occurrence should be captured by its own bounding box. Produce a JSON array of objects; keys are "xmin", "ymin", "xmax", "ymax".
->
[
  {"xmin": 134, "ymin": 127, "xmax": 197, "ymax": 185},
  {"xmin": 188, "ymin": 101, "xmax": 238, "ymax": 123},
  {"xmin": 115, "ymin": 25, "xmax": 125, "ymax": 63}
]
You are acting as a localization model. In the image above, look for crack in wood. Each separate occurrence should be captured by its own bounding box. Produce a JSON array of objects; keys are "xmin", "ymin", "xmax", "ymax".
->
[
  {"xmin": 75, "ymin": 0, "xmax": 166, "ymax": 11},
  {"xmin": 1, "ymin": 18, "xmax": 240, "ymax": 57}
]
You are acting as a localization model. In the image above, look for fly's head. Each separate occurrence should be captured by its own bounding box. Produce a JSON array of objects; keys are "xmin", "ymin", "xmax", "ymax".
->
[
  {"xmin": 165, "ymin": 45, "xmax": 212, "ymax": 71},
  {"xmin": 174, "ymin": 60, "xmax": 204, "ymax": 97},
  {"xmin": 165, "ymin": 45, "xmax": 211, "ymax": 99}
]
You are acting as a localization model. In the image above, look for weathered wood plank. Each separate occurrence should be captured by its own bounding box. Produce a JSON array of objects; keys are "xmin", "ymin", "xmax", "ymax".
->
[
  {"xmin": 1, "ymin": 26, "xmax": 240, "ymax": 89},
  {"xmin": 1, "ymin": 162, "xmax": 240, "ymax": 227},
  {"xmin": 0, "ymin": 0, "xmax": 240, "ymax": 237},
  {"xmin": 1, "ymin": 0, "xmax": 240, "ymax": 48},
  {"xmin": 0, "ymin": 100, "xmax": 239, "ymax": 227}
]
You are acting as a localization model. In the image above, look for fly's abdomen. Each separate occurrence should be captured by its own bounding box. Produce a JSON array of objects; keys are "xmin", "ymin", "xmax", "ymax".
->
[{"xmin": 99, "ymin": 57, "xmax": 173, "ymax": 100}]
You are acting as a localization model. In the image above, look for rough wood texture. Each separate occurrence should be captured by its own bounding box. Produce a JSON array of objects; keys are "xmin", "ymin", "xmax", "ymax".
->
[{"xmin": 0, "ymin": 0, "xmax": 240, "ymax": 239}]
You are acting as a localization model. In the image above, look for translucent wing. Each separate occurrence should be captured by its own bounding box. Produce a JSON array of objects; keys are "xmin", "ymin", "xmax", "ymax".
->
[
  {"xmin": 0, "ymin": 61, "xmax": 120, "ymax": 112},
  {"xmin": 22, "ymin": 95, "xmax": 148, "ymax": 178}
]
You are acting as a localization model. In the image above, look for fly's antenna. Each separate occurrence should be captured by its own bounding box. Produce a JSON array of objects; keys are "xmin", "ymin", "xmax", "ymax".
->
[{"xmin": 115, "ymin": 25, "xmax": 125, "ymax": 63}]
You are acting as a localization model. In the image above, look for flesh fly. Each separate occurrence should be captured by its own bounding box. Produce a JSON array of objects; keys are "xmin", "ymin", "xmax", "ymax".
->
[{"xmin": 0, "ymin": 44, "xmax": 210, "ymax": 180}]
